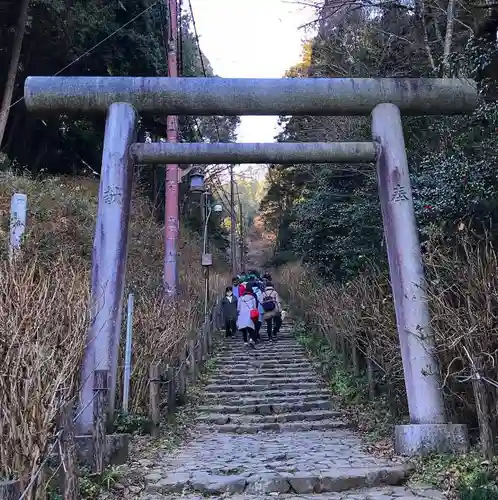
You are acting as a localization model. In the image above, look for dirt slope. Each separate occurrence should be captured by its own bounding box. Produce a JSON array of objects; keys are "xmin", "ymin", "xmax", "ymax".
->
[{"xmin": 244, "ymin": 215, "xmax": 275, "ymax": 270}]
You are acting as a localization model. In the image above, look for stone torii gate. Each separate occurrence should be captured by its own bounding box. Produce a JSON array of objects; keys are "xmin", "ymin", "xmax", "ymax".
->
[{"xmin": 25, "ymin": 76, "xmax": 475, "ymax": 456}]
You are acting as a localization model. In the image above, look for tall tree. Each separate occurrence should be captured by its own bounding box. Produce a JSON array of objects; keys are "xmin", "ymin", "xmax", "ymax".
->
[
  {"xmin": 0, "ymin": 0, "xmax": 30, "ymax": 147},
  {"xmin": 262, "ymin": 0, "xmax": 498, "ymax": 278}
]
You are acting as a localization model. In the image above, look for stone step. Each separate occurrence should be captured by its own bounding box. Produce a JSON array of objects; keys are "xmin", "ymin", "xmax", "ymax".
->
[
  {"xmin": 218, "ymin": 341, "xmax": 302, "ymax": 348},
  {"xmin": 213, "ymin": 374, "xmax": 317, "ymax": 381},
  {"xmin": 204, "ymin": 388, "xmax": 331, "ymax": 400},
  {"xmin": 215, "ymin": 360, "xmax": 313, "ymax": 368},
  {"xmin": 220, "ymin": 337, "xmax": 297, "ymax": 344},
  {"xmin": 217, "ymin": 360, "xmax": 313, "ymax": 373},
  {"xmin": 216, "ymin": 350, "xmax": 307, "ymax": 356},
  {"xmin": 213, "ymin": 356, "xmax": 310, "ymax": 366},
  {"xmin": 197, "ymin": 418, "xmax": 350, "ymax": 434},
  {"xmin": 216, "ymin": 345, "xmax": 304, "ymax": 352},
  {"xmin": 220, "ymin": 334, "xmax": 295, "ymax": 339},
  {"xmin": 207, "ymin": 375, "xmax": 319, "ymax": 385},
  {"xmin": 216, "ymin": 360, "xmax": 311, "ymax": 366},
  {"xmin": 197, "ymin": 409, "xmax": 342, "ymax": 425},
  {"xmin": 198, "ymin": 399, "xmax": 333, "ymax": 415},
  {"xmin": 204, "ymin": 393, "xmax": 333, "ymax": 405},
  {"xmin": 214, "ymin": 366, "xmax": 309, "ymax": 373},
  {"xmin": 144, "ymin": 485, "xmax": 444, "ymax": 499},
  {"xmin": 218, "ymin": 341, "xmax": 299, "ymax": 347},
  {"xmin": 217, "ymin": 364, "xmax": 314, "ymax": 372},
  {"xmin": 216, "ymin": 352, "xmax": 307, "ymax": 359},
  {"xmin": 221, "ymin": 344, "xmax": 303, "ymax": 349},
  {"xmin": 212, "ymin": 373, "xmax": 317, "ymax": 381},
  {"xmin": 204, "ymin": 382, "xmax": 323, "ymax": 393},
  {"xmin": 215, "ymin": 370, "xmax": 317, "ymax": 379},
  {"xmin": 215, "ymin": 355, "xmax": 309, "ymax": 363},
  {"xmin": 145, "ymin": 465, "xmax": 409, "ymax": 496},
  {"xmin": 220, "ymin": 351, "xmax": 308, "ymax": 358}
]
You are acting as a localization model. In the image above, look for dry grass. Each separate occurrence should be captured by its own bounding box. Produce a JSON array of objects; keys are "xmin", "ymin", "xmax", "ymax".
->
[
  {"xmin": 277, "ymin": 229, "xmax": 498, "ymax": 440},
  {"xmin": 0, "ymin": 171, "xmax": 229, "ymax": 494},
  {"xmin": 0, "ymin": 256, "xmax": 89, "ymax": 487}
]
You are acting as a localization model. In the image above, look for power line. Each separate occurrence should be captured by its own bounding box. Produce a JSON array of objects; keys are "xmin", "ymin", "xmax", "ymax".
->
[
  {"xmin": 2, "ymin": 1, "xmax": 162, "ymax": 120},
  {"xmin": 170, "ymin": 0, "xmax": 245, "ymax": 223},
  {"xmin": 182, "ymin": 102, "xmax": 232, "ymax": 207},
  {"xmin": 235, "ymin": 180, "xmax": 246, "ymax": 271},
  {"xmin": 186, "ymin": 0, "xmax": 222, "ymax": 142},
  {"xmin": 184, "ymin": 0, "xmax": 237, "ymax": 215},
  {"xmin": 2, "ymin": 1, "xmax": 164, "ymax": 159},
  {"xmin": 184, "ymin": 116, "xmax": 232, "ymax": 212},
  {"xmin": 2, "ymin": 0, "xmax": 241, "ymax": 240}
]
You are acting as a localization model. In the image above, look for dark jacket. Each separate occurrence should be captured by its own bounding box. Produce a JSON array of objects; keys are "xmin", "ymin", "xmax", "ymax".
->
[{"xmin": 221, "ymin": 295, "xmax": 238, "ymax": 321}]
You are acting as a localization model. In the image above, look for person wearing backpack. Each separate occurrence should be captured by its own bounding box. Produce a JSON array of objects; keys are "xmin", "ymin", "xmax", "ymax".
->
[
  {"xmin": 237, "ymin": 284, "xmax": 259, "ymax": 348},
  {"xmin": 262, "ymin": 282, "xmax": 282, "ymax": 341}
]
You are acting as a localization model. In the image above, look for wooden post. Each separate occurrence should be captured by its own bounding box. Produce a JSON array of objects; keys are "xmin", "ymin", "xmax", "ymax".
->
[
  {"xmin": 332, "ymin": 327, "xmax": 338, "ymax": 352},
  {"xmin": 194, "ymin": 333, "xmax": 201, "ymax": 370},
  {"xmin": 149, "ymin": 364, "xmax": 161, "ymax": 438},
  {"xmin": 200, "ymin": 329, "xmax": 205, "ymax": 362},
  {"xmin": 385, "ymin": 373, "xmax": 398, "ymax": 418},
  {"xmin": 57, "ymin": 393, "xmax": 80, "ymax": 500},
  {"xmin": 215, "ymin": 300, "xmax": 223, "ymax": 330},
  {"xmin": 202, "ymin": 325, "xmax": 209, "ymax": 362},
  {"xmin": 93, "ymin": 370, "xmax": 108, "ymax": 475},
  {"xmin": 187, "ymin": 338, "xmax": 197, "ymax": 382},
  {"xmin": 351, "ymin": 334, "xmax": 360, "ymax": 377},
  {"xmin": 471, "ymin": 356, "xmax": 495, "ymax": 460},
  {"xmin": 339, "ymin": 331, "xmax": 347, "ymax": 366},
  {"xmin": 217, "ymin": 298, "xmax": 224, "ymax": 330},
  {"xmin": 177, "ymin": 346, "xmax": 187, "ymax": 405},
  {"xmin": 207, "ymin": 323, "xmax": 213, "ymax": 353},
  {"xmin": 166, "ymin": 365, "xmax": 176, "ymax": 415},
  {"xmin": 196, "ymin": 333, "xmax": 203, "ymax": 371},
  {"xmin": 366, "ymin": 353, "xmax": 375, "ymax": 401},
  {"xmin": 0, "ymin": 481, "xmax": 20, "ymax": 500}
]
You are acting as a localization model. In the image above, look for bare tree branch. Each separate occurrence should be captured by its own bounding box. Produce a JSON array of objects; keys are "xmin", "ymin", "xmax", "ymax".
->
[{"xmin": 443, "ymin": 0, "xmax": 458, "ymax": 75}]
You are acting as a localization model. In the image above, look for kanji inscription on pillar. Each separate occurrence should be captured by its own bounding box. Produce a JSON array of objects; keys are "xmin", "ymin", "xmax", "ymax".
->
[
  {"xmin": 166, "ymin": 215, "xmax": 178, "ymax": 230},
  {"xmin": 391, "ymin": 183, "xmax": 409, "ymax": 202},
  {"xmin": 103, "ymin": 185, "xmax": 123, "ymax": 205}
]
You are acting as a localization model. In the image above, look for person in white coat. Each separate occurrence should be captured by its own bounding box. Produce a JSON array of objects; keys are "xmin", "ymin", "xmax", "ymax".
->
[{"xmin": 237, "ymin": 284, "xmax": 258, "ymax": 348}]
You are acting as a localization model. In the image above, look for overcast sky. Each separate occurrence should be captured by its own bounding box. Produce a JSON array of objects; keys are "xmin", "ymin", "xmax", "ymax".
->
[{"xmin": 188, "ymin": 0, "xmax": 316, "ymax": 176}]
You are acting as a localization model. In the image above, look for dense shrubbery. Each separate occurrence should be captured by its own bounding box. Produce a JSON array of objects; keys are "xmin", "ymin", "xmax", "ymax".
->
[
  {"xmin": 276, "ymin": 226, "xmax": 498, "ymax": 458},
  {"xmin": 0, "ymin": 172, "xmax": 228, "ymax": 494},
  {"xmin": 262, "ymin": 9, "xmax": 498, "ymax": 278}
]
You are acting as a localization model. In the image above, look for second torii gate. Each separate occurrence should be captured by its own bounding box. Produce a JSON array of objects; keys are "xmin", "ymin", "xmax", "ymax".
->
[{"xmin": 24, "ymin": 76, "xmax": 475, "ymax": 456}]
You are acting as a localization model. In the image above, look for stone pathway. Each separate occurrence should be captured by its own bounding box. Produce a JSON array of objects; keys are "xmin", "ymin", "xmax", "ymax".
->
[{"xmin": 141, "ymin": 326, "xmax": 444, "ymax": 499}]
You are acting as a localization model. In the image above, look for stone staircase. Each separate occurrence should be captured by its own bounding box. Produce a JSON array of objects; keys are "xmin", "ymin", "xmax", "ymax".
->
[{"xmin": 143, "ymin": 325, "xmax": 443, "ymax": 499}]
